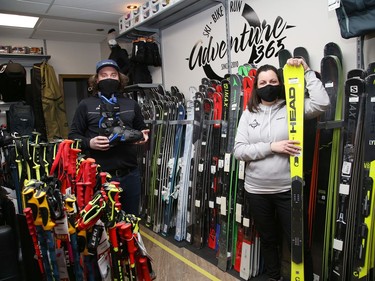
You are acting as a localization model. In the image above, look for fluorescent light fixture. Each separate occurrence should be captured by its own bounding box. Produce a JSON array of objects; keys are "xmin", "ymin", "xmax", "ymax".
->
[{"xmin": 0, "ymin": 13, "xmax": 39, "ymax": 28}]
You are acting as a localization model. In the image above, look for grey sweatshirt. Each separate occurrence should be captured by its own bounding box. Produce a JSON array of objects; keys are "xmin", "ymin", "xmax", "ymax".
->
[{"xmin": 233, "ymin": 70, "xmax": 330, "ymax": 194}]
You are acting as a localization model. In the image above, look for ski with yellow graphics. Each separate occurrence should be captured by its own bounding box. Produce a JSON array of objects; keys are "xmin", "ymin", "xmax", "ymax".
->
[
  {"xmin": 284, "ymin": 64, "xmax": 305, "ymax": 280},
  {"xmin": 352, "ymin": 73, "xmax": 375, "ymax": 280}
]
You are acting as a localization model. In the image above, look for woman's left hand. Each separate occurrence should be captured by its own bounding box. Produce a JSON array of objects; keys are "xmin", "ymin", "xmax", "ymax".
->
[{"xmin": 287, "ymin": 57, "xmax": 310, "ymax": 72}]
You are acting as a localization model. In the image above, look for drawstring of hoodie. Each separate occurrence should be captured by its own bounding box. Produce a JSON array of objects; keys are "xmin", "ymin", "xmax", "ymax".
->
[
  {"xmin": 259, "ymin": 105, "xmax": 274, "ymax": 142},
  {"xmin": 268, "ymin": 106, "xmax": 272, "ymax": 141}
]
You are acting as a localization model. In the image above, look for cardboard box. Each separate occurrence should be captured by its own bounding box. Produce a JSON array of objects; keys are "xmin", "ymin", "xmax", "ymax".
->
[
  {"xmin": 119, "ymin": 14, "xmax": 127, "ymax": 33},
  {"xmin": 119, "ymin": 15, "xmax": 132, "ymax": 33},
  {"xmin": 151, "ymin": 0, "xmax": 164, "ymax": 15},
  {"xmin": 0, "ymin": 46, "xmax": 11, "ymax": 54},
  {"xmin": 142, "ymin": 1, "xmax": 152, "ymax": 10}
]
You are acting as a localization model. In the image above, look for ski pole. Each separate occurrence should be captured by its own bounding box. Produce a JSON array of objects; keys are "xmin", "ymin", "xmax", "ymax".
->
[
  {"xmin": 31, "ymin": 143, "xmax": 41, "ymax": 180},
  {"xmin": 23, "ymin": 181, "xmax": 54, "ymax": 281},
  {"xmin": 65, "ymin": 194, "xmax": 84, "ymax": 281},
  {"xmin": 34, "ymin": 184, "xmax": 60, "ymax": 281},
  {"xmin": 24, "ymin": 207, "xmax": 45, "ymax": 279},
  {"xmin": 104, "ymin": 182, "xmax": 124, "ymax": 281},
  {"xmin": 85, "ymin": 159, "xmax": 97, "ymax": 205},
  {"xmin": 21, "ymin": 135, "xmax": 33, "ymax": 180},
  {"xmin": 76, "ymin": 181, "xmax": 85, "ymax": 210},
  {"xmin": 76, "ymin": 191, "xmax": 106, "ymax": 231},
  {"xmin": 7, "ymin": 144, "xmax": 23, "ymax": 213},
  {"xmin": 39, "ymin": 142, "xmax": 50, "ymax": 180},
  {"xmin": 120, "ymin": 223, "xmax": 137, "ymax": 280},
  {"xmin": 138, "ymin": 256, "xmax": 152, "ymax": 281},
  {"xmin": 68, "ymin": 147, "xmax": 81, "ymax": 195}
]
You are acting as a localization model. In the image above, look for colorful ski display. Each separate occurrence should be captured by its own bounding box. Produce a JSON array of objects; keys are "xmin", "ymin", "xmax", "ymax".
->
[{"xmin": 3, "ymin": 43, "xmax": 375, "ymax": 281}]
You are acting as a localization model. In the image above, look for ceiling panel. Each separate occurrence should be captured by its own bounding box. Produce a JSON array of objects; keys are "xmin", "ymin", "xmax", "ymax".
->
[
  {"xmin": 47, "ymin": 5, "xmax": 121, "ymax": 23},
  {"xmin": 0, "ymin": 0, "xmax": 50, "ymax": 15},
  {"xmin": 32, "ymin": 29, "xmax": 107, "ymax": 43},
  {"xmin": 53, "ymin": 0, "xmax": 131, "ymax": 14},
  {"xmin": 0, "ymin": 0, "xmax": 145, "ymax": 43},
  {"xmin": 37, "ymin": 18, "xmax": 116, "ymax": 33}
]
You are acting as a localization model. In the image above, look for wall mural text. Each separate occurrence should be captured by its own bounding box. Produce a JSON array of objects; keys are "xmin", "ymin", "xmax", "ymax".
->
[{"xmin": 187, "ymin": 0, "xmax": 294, "ymax": 79}]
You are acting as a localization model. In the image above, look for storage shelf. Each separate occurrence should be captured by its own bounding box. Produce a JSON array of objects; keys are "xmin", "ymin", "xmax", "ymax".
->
[
  {"xmin": 118, "ymin": 0, "xmax": 220, "ymax": 41},
  {"xmin": 0, "ymin": 53, "xmax": 51, "ymax": 67},
  {"xmin": 124, "ymin": 83, "xmax": 160, "ymax": 92}
]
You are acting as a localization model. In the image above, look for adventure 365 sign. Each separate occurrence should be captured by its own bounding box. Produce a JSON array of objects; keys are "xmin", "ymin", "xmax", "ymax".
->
[{"xmin": 187, "ymin": 0, "xmax": 294, "ymax": 79}]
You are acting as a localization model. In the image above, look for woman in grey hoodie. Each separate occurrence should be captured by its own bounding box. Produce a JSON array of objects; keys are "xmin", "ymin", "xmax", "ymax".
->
[{"xmin": 233, "ymin": 58, "xmax": 330, "ymax": 281}]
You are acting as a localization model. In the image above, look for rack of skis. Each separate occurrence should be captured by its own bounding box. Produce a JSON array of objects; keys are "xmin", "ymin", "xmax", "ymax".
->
[
  {"xmin": 0, "ymin": 134, "xmax": 155, "ymax": 281},
  {"xmin": 135, "ymin": 68, "xmax": 261, "ymax": 279},
  {"xmin": 136, "ymin": 43, "xmax": 375, "ymax": 281}
]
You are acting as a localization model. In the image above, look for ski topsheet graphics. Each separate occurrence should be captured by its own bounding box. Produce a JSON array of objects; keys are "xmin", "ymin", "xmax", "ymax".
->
[
  {"xmin": 284, "ymin": 64, "xmax": 305, "ymax": 280},
  {"xmin": 331, "ymin": 77, "xmax": 365, "ymax": 281},
  {"xmin": 311, "ymin": 53, "xmax": 344, "ymax": 280}
]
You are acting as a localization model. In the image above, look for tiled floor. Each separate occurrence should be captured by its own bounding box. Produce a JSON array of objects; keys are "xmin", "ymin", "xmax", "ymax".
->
[
  {"xmin": 140, "ymin": 226, "xmax": 242, "ymax": 281},
  {"xmin": 139, "ymin": 226, "xmax": 293, "ymax": 281}
]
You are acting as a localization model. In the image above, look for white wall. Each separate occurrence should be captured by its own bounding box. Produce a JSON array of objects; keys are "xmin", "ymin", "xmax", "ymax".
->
[
  {"xmin": 47, "ymin": 40, "xmax": 101, "ymax": 76},
  {"xmin": 160, "ymin": 0, "xmax": 375, "ymax": 98},
  {"xmin": 1, "ymin": 37, "xmax": 101, "ymax": 78}
]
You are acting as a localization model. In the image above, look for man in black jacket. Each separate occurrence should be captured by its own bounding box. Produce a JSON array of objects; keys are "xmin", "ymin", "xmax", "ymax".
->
[{"xmin": 69, "ymin": 59, "xmax": 149, "ymax": 215}]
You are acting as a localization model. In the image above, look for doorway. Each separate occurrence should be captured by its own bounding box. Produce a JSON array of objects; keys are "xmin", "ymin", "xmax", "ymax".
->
[{"xmin": 59, "ymin": 74, "xmax": 92, "ymax": 128}]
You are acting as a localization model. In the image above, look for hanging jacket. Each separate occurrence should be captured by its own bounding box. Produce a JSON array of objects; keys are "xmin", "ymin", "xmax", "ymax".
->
[
  {"xmin": 40, "ymin": 62, "xmax": 69, "ymax": 140},
  {"xmin": 233, "ymin": 70, "xmax": 330, "ymax": 194}
]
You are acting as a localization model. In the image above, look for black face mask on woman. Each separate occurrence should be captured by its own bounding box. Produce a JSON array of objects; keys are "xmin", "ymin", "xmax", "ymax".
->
[
  {"xmin": 98, "ymin": 78, "xmax": 120, "ymax": 98},
  {"xmin": 256, "ymin": 84, "xmax": 283, "ymax": 102}
]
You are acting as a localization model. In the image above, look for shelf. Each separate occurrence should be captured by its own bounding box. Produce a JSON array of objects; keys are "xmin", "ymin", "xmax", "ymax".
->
[
  {"xmin": 117, "ymin": 0, "xmax": 220, "ymax": 41},
  {"xmin": 0, "ymin": 54, "xmax": 51, "ymax": 67}
]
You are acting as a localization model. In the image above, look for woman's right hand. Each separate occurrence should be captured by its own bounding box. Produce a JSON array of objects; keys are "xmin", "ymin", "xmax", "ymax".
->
[
  {"xmin": 271, "ymin": 140, "xmax": 301, "ymax": 156},
  {"xmin": 90, "ymin": 136, "xmax": 110, "ymax": 151}
]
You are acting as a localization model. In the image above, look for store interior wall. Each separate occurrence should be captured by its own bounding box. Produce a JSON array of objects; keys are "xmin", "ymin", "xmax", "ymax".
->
[
  {"xmin": 1, "ymin": 37, "xmax": 101, "ymax": 78},
  {"xmin": 160, "ymin": 0, "xmax": 375, "ymax": 98},
  {"xmin": 2, "ymin": 0, "xmax": 375, "ymax": 111}
]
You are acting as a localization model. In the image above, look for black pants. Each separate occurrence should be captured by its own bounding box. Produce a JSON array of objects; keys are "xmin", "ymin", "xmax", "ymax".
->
[
  {"xmin": 111, "ymin": 168, "xmax": 141, "ymax": 216},
  {"xmin": 248, "ymin": 191, "xmax": 313, "ymax": 281}
]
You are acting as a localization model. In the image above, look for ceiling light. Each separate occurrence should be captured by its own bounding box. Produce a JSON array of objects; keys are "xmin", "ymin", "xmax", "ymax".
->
[
  {"xmin": 0, "ymin": 13, "xmax": 39, "ymax": 28},
  {"xmin": 127, "ymin": 5, "xmax": 139, "ymax": 10}
]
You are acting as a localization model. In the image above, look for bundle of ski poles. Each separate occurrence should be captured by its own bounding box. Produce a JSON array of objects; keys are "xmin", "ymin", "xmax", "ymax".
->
[{"xmin": 0, "ymin": 131, "xmax": 155, "ymax": 281}]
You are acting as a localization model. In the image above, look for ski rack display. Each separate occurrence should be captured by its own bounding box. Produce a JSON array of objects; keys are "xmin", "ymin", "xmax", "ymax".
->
[
  {"xmin": 132, "ymin": 50, "xmax": 375, "ymax": 281},
  {"xmin": 134, "ymin": 66, "xmax": 264, "ymax": 279}
]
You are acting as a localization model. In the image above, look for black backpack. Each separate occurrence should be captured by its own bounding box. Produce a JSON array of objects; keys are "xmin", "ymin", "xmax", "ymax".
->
[
  {"xmin": 7, "ymin": 102, "xmax": 35, "ymax": 136},
  {"xmin": 0, "ymin": 62, "xmax": 26, "ymax": 102}
]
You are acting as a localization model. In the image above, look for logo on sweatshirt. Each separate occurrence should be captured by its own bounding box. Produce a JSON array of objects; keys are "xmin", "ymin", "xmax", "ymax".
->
[{"xmin": 249, "ymin": 119, "xmax": 260, "ymax": 128}]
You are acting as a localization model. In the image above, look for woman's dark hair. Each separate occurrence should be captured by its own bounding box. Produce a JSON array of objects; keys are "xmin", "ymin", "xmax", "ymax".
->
[
  {"xmin": 88, "ymin": 71, "xmax": 129, "ymax": 96},
  {"xmin": 247, "ymin": 64, "xmax": 285, "ymax": 112}
]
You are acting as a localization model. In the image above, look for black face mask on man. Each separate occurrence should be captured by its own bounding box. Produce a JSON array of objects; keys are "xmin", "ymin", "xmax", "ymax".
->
[
  {"xmin": 98, "ymin": 79, "xmax": 120, "ymax": 98},
  {"xmin": 256, "ymin": 84, "xmax": 283, "ymax": 102}
]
